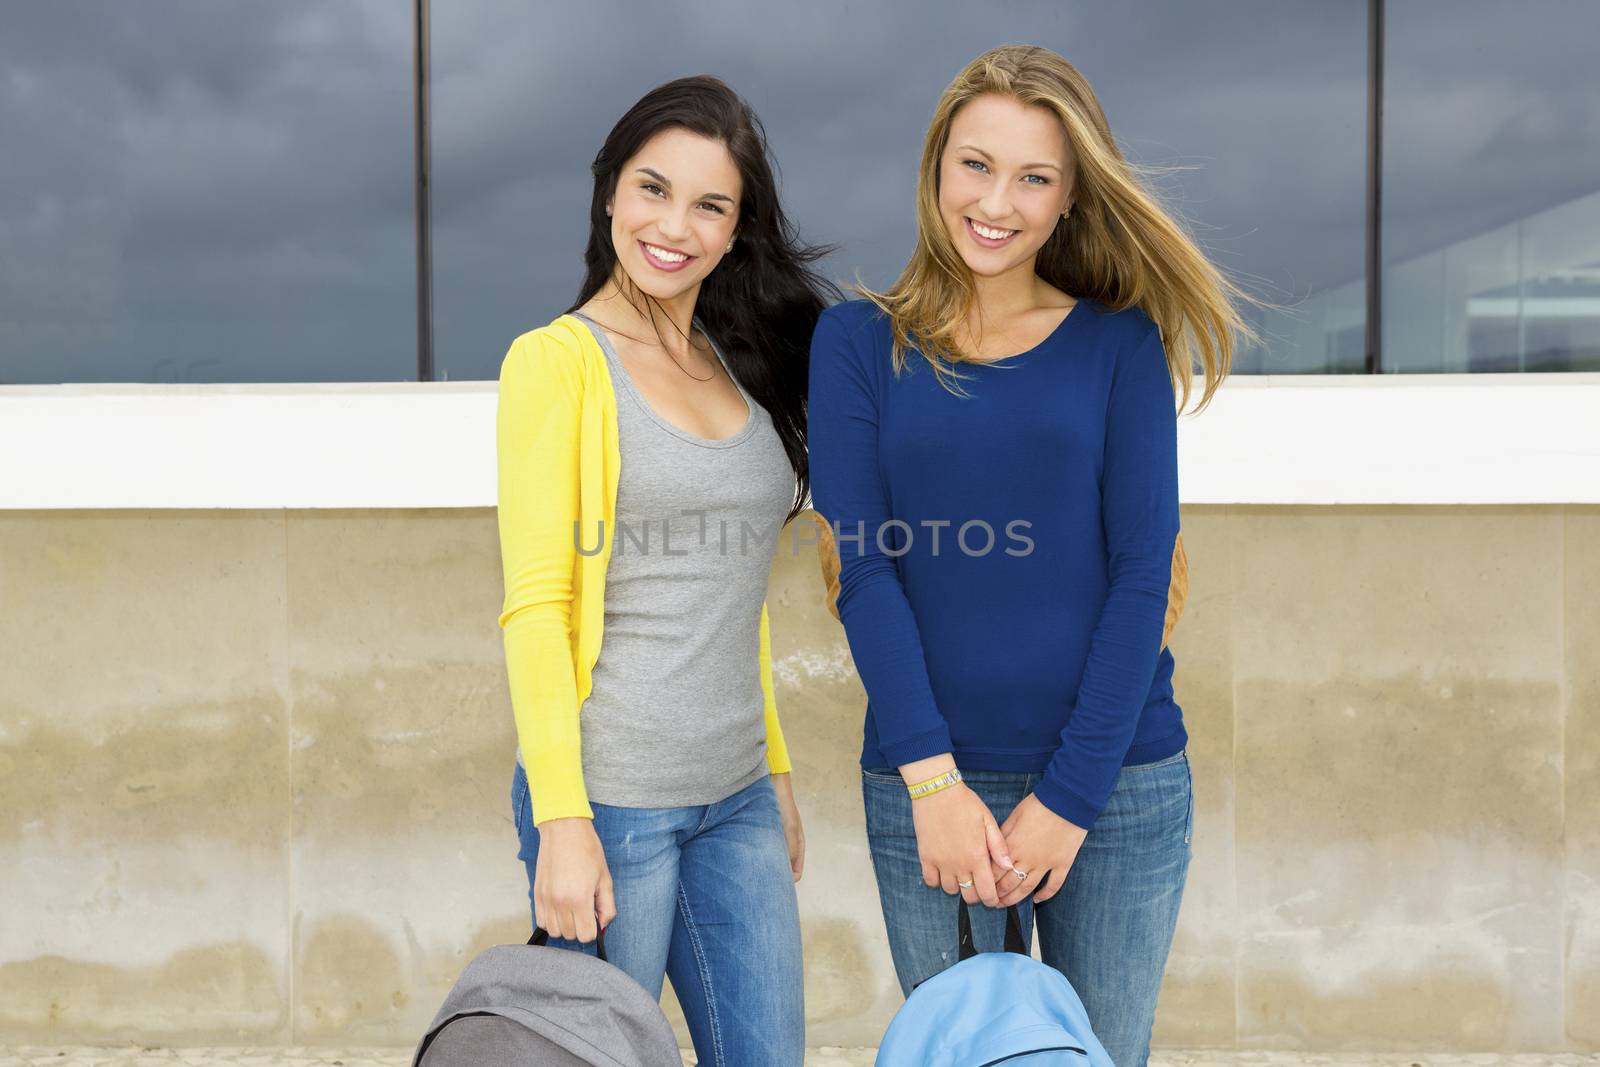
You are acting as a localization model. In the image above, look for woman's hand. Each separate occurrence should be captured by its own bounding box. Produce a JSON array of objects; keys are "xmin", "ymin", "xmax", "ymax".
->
[
  {"xmin": 993, "ymin": 794, "xmax": 1088, "ymax": 907},
  {"xmin": 772, "ymin": 772, "xmax": 806, "ymax": 881},
  {"xmin": 902, "ymin": 756, "xmax": 1013, "ymax": 907},
  {"xmin": 533, "ymin": 817, "xmax": 616, "ymax": 943}
]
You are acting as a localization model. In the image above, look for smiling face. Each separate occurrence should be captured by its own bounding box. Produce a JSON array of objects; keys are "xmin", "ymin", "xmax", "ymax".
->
[
  {"xmin": 607, "ymin": 126, "xmax": 742, "ymax": 304},
  {"xmin": 938, "ymin": 92, "xmax": 1075, "ymax": 279}
]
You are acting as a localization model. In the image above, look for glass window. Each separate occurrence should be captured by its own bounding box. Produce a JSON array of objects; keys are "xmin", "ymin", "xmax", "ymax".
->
[
  {"xmin": 1383, "ymin": 0, "xmax": 1600, "ymax": 373},
  {"xmin": 0, "ymin": 1, "xmax": 416, "ymax": 384},
  {"xmin": 431, "ymin": 1, "xmax": 1367, "ymax": 380}
]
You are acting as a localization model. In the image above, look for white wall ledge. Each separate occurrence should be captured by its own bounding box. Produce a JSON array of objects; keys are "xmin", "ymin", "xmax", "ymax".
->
[{"xmin": 3, "ymin": 374, "xmax": 1598, "ymax": 509}]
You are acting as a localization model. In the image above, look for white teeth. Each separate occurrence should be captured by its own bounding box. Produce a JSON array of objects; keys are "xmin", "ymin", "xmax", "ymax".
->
[
  {"xmin": 970, "ymin": 220, "xmax": 1016, "ymax": 240},
  {"xmin": 644, "ymin": 243, "xmax": 689, "ymax": 263}
]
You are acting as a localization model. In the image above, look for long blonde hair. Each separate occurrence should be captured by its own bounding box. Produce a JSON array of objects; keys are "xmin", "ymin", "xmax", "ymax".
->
[{"xmin": 860, "ymin": 44, "xmax": 1256, "ymax": 412}]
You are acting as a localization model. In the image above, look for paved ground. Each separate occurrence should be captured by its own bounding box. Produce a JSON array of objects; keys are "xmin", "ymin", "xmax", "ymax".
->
[{"xmin": 2, "ymin": 1049, "xmax": 1598, "ymax": 1066}]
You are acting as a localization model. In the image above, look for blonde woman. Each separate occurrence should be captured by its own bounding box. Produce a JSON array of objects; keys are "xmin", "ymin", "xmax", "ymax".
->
[{"xmin": 808, "ymin": 45, "xmax": 1246, "ymax": 1067}]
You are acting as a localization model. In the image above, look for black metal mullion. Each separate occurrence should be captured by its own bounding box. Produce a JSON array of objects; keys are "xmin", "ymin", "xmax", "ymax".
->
[
  {"xmin": 413, "ymin": 0, "xmax": 434, "ymax": 381},
  {"xmin": 1365, "ymin": 0, "xmax": 1384, "ymax": 374}
]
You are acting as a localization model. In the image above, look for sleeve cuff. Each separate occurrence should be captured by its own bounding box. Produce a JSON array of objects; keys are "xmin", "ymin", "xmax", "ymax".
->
[
  {"xmin": 877, "ymin": 722, "xmax": 956, "ymax": 768},
  {"xmin": 524, "ymin": 749, "xmax": 594, "ymax": 826},
  {"xmin": 1032, "ymin": 775, "xmax": 1099, "ymax": 832},
  {"xmin": 529, "ymin": 792, "xmax": 595, "ymax": 826}
]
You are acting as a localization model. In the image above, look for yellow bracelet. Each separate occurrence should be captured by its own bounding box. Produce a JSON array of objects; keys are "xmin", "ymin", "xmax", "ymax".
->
[{"xmin": 907, "ymin": 768, "xmax": 963, "ymax": 800}]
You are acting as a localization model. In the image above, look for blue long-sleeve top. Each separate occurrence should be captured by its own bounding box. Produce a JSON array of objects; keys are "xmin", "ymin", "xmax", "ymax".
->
[{"xmin": 807, "ymin": 297, "xmax": 1185, "ymax": 830}]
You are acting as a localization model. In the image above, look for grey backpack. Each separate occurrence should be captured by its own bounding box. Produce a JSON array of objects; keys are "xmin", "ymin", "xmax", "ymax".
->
[{"xmin": 413, "ymin": 929, "xmax": 683, "ymax": 1066}]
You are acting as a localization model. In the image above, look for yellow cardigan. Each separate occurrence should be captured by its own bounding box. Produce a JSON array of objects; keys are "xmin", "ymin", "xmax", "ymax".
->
[{"xmin": 495, "ymin": 314, "xmax": 792, "ymax": 826}]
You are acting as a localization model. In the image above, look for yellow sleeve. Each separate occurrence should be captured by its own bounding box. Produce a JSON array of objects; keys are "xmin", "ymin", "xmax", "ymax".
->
[
  {"xmin": 758, "ymin": 600, "xmax": 793, "ymax": 775},
  {"xmin": 496, "ymin": 332, "xmax": 593, "ymax": 825}
]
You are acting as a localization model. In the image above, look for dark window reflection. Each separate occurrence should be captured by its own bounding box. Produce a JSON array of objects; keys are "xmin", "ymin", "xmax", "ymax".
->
[
  {"xmin": 432, "ymin": 0, "xmax": 1365, "ymax": 380},
  {"xmin": 1383, "ymin": 0, "xmax": 1600, "ymax": 373},
  {"xmin": 0, "ymin": 1, "xmax": 415, "ymax": 384},
  {"xmin": 11, "ymin": 2, "xmax": 1591, "ymax": 383}
]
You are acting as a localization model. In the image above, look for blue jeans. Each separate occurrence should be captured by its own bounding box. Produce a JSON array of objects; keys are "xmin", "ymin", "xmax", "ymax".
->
[
  {"xmin": 511, "ymin": 764, "xmax": 805, "ymax": 1067},
  {"xmin": 863, "ymin": 751, "xmax": 1193, "ymax": 1067}
]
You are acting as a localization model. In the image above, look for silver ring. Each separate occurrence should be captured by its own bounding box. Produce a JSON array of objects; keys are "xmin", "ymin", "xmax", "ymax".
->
[
  {"xmin": 1010, "ymin": 867, "xmax": 1029, "ymax": 882},
  {"xmin": 957, "ymin": 880, "xmax": 974, "ymax": 889}
]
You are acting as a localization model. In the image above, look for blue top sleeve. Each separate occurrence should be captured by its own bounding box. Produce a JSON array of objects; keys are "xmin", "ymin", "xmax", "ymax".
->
[
  {"xmin": 1033, "ymin": 323, "xmax": 1181, "ymax": 829},
  {"xmin": 807, "ymin": 306, "xmax": 955, "ymax": 766}
]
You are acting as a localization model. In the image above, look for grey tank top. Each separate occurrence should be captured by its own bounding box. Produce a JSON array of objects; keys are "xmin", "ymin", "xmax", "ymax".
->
[{"xmin": 558, "ymin": 311, "xmax": 795, "ymax": 808}]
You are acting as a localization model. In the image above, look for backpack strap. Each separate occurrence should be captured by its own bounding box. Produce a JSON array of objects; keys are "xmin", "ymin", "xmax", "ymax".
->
[
  {"xmin": 956, "ymin": 899, "xmax": 1028, "ymax": 961},
  {"xmin": 528, "ymin": 925, "xmax": 609, "ymax": 963}
]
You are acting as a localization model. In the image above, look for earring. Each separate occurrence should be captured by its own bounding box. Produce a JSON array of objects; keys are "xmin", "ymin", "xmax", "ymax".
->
[{"xmin": 725, "ymin": 238, "xmax": 735, "ymax": 254}]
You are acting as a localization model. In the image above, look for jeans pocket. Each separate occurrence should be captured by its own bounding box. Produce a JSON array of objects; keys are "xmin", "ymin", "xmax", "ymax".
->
[{"xmin": 861, "ymin": 767, "xmax": 903, "ymax": 784}]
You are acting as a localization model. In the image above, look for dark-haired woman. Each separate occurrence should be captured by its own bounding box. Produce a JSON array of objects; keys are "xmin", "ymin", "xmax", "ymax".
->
[{"xmin": 494, "ymin": 75, "xmax": 836, "ymax": 1066}]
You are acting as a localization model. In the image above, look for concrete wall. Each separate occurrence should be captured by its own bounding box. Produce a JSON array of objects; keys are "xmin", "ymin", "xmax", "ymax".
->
[{"xmin": 1, "ymin": 505, "xmax": 1595, "ymax": 1051}]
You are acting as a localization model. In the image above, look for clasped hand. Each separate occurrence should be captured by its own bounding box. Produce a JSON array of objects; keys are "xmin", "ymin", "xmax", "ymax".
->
[
  {"xmin": 910, "ymin": 786, "xmax": 1086, "ymax": 911},
  {"xmin": 989, "ymin": 792, "xmax": 1087, "ymax": 907}
]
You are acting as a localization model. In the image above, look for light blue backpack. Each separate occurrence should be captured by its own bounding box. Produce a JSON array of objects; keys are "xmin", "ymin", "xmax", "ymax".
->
[{"xmin": 876, "ymin": 902, "xmax": 1116, "ymax": 1067}]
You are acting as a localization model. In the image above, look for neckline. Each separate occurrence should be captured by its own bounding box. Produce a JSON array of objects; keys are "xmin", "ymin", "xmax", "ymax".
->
[
  {"xmin": 962, "ymin": 297, "xmax": 1089, "ymax": 367},
  {"xmin": 569, "ymin": 311, "xmax": 757, "ymax": 449}
]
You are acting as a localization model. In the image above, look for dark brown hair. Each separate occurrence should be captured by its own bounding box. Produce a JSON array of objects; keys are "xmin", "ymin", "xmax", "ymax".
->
[{"xmin": 570, "ymin": 75, "xmax": 840, "ymax": 525}]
